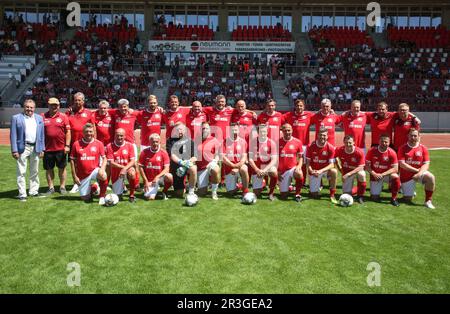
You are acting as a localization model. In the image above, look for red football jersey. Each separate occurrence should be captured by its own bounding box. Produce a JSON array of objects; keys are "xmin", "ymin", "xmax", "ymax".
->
[
  {"xmin": 204, "ymin": 106, "xmax": 234, "ymax": 142},
  {"xmin": 257, "ymin": 111, "xmax": 283, "ymax": 142},
  {"xmin": 222, "ymin": 137, "xmax": 247, "ymax": 175},
  {"xmin": 186, "ymin": 111, "xmax": 207, "ymax": 140},
  {"xmin": 248, "ymin": 138, "xmax": 278, "ymax": 169},
  {"xmin": 366, "ymin": 146, "xmax": 398, "ymax": 179},
  {"xmin": 111, "ymin": 110, "xmax": 138, "ymax": 143},
  {"xmin": 366, "ymin": 112, "xmax": 396, "ymax": 146},
  {"xmin": 311, "ymin": 112, "xmax": 342, "ymax": 146},
  {"xmin": 278, "ymin": 137, "xmax": 303, "ymax": 173},
  {"xmin": 340, "ymin": 112, "xmax": 367, "ymax": 149},
  {"xmin": 393, "ymin": 115, "xmax": 421, "ymax": 150},
  {"xmin": 94, "ymin": 111, "xmax": 113, "ymax": 146},
  {"xmin": 231, "ymin": 111, "xmax": 256, "ymax": 143},
  {"xmin": 163, "ymin": 107, "xmax": 190, "ymax": 139},
  {"xmin": 397, "ymin": 143, "xmax": 430, "ymax": 182},
  {"xmin": 67, "ymin": 108, "xmax": 95, "ymax": 145},
  {"xmin": 196, "ymin": 136, "xmax": 222, "ymax": 171},
  {"xmin": 306, "ymin": 141, "xmax": 336, "ymax": 171},
  {"xmin": 106, "ymin": 141, "xmax": 135, "ymax": 182},
  {"xmin": 335, "ymin": 146, "xmax": 365, "ymax": 175},
  {"xmin": 70, "ymin": 139, "xmax": 105, "ymax": 180},
  {"xmin": 42, "ymin": 111, "xmax": 70, "ymax": 152},
  {"xmin": 282, "ymin": 111, "xmax": 313, "ymax": 145},
  {"xmin": 136, "ymin": 109, "xmax": 164, "ymax": 146},
  {"xmin": 138, "ymin": 147, "xmax": 170, "ymax": 182}
]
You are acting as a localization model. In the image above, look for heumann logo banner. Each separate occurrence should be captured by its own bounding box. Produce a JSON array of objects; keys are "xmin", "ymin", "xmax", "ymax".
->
[{"xmin": 148, "ymin": 40, "xmax": 295, "ymax": 53}]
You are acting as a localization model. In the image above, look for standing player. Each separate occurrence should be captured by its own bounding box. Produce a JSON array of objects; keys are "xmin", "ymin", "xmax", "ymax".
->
[
  {"xmin": 278, "ymin": 123, "xmax": 304, "ymax": 202},
  {"xmin": 163, "ymin": 95, "xmax": 191, "ymax": 140},
  {"xmin": 136, "ymin": 95, "xmax": 164, "ymax": 151},
  {"xmin": 231, "ymin": 99, "xmax": 257, "ymax": 143},
  {"xmin": 222, "ymin": 123, "xmax": 249, "ymax": 196},
  {"xmin": 66, "ymin": 92, "xmax": 95, "ymax": 193},
  {"xmin": 311, "ymin": 98, "xmax": 341, "ymax": 146},
  {"xmin": 335, "ymin": 135, "xmax": 366, "ymax": 204},
  {"xmin": 203, "ymin": 94, "xmax": 235, "ymax": 142},
  {"xmin": 196, "ymin": 122, "xmax": 222, "ymax": 199},
  {"xmin": 106, "ymin": 128, "xmax": 137, "ymax": 202},
  {"xmin": 69, "ymin": 123, "xmax": 108, "ymax": 204},
  {"xmin": 139, "ymin": 133, "xmax": 173, "ymax": 201},
  {"xmin": 393, "ymin": 103, "xmax": 421, "ymax": 151},
  {"xmin": 166, "ymin": 122, "xmax": 197, "ymax": 198},
  {"xmin": 41, "ymin": 97, "xmax": 71, "ymax": 195},
  {"xmin": 248, "ymin": 124, "xmax": 279, "ymax": 200},
  {"xmin": 94, "ymin": 100, "xmax": 114, "ymax": 147},
  {"xmin": 365, "ymin": 134, "xmax": 401, "ymax": 206},
  {"xmin": 257, "ymin": 99, "xmax": 284, "ymax": 143},
  {"xmin": 186, "ymin": 100, "xmax": 207, "ymax": 140},
  {"xmin": 398, "ymin": 129, "xmax": 436, "ymax": 209},
  {"xmin": 306, "ymin": 127, "xmax": 338, "ymax": 203},
  {"xmin": 339, "ymin": 100, "xmax": 367, "ymax": 151}
]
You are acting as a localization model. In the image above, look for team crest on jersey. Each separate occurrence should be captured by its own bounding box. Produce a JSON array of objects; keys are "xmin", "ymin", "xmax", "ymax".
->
[
  {"xmin": 289, "ymin": 145, "xmax": 295, "ymax": 149},
  {"xmin": 155, "ymin": 114, "xmax": 160, "ymax": 119},
  {"xmin": 273, "ymin": 117, "xmax": 278, "ymax": 122},
  {"xmin": 405, "ymin": 122, "xmax": 411, "ymax": 126},
  {"xmin": 177, "ymin": 113, "xmax": 182, "ymax": 118},
  {"xmin": 236, "ymin": 145, "xmax": 241, "ymax": 150},
  {"xmin": 263, "ymin": 146, "xmax": 269, "ymax": 152},
  {"xmin": 358, "ymin": 118, "xmax": 363, "ymax": 121},
  {"xmin": 98, "ymin": 121, "xmax": 103, "ymax": 126},
  {"xmin": 322, "ymin": 151, "xmax": 327, "ymax": 156},
  {"xmin": 351, "ymin": 158, "xmax": 356, "ymax": 162},
  {"xmin": 56, "ymin": 118, "xmax": 62, "ymax": 123},
  {"xmin": 383, "ymin": 156, "xmax": 389, "ymax": 161},
  {"xmin": 415, "ymin": 151, "xmax": 422, "ymax": 157},
  {"xmin": 156, "ymin": 156, "xmax": 161, "ymax": 161},
  {"xmin": 328, "ymin": 118, "xmax": 332, "ymax": 122},
  {"xmin": 81, "ymin": 113, "xmax": 87, "ymax": 118},
  {"xmin": 91, "ymin": 146, "xmax": 97, "ymax": 153},
  {"xmin": 123, "ymin": 149, "xmax": 128, "ymax": 155}
]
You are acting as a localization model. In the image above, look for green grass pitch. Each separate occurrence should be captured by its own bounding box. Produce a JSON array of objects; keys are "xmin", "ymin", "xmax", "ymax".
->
[{"xmin": 0, "ymin": 145, "xmax": 449, "ymax": 293}]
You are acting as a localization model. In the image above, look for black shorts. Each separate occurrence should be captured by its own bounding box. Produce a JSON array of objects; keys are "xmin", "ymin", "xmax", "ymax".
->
[
  {"xmin": 43, "ymin": 151, "xmax": 67, "ymax": 170},
  {"xmin": 170, "ymin": 163, "xmax": 186, "ymax": 190}
]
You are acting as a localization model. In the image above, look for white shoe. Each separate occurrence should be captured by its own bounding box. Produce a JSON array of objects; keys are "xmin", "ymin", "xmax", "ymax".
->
[
  {"xmin": 70, "ymin": 184, "xmax": 79, "ymax": 193},
  {"xmin": 99, "ymin": 197, "xmax": 106, "ymax": 206},
  {"xmin": 212, "ymin": 191, "xmax": 218, "ymax": 200},
  {"xmin": 424, "ymin": 200, "xmax": 435, "ymax": 209}
]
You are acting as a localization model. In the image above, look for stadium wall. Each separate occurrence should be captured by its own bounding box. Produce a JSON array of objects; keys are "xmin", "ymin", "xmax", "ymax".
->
[{"xmin": 1, "ymin": 108, "xmax": 449, "ymax": 131}]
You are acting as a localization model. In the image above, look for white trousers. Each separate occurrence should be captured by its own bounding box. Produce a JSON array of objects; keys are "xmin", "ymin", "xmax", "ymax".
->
[{"xmin": 16, "ymin": 144, "xmax": 40, "ymax": 197}]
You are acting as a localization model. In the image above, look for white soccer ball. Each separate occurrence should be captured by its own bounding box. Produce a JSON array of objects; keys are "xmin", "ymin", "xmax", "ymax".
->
[
  {"xmin": 105, "ymin": 193, "xmax": 119, "ymax": 206},
  {"xmin": 339, "ymin": 193, "xmax": 354, "ymax": 207},
  {"xmin": 185, "ymin": 193, "xmax": 198, "ymax": 207},
  {"xmin": 242, "ymin": 192, "xmax": 257, "ymax": 205}
]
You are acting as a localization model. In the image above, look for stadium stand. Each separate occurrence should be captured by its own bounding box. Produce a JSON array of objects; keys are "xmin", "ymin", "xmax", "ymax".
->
[
  {"xmin": 152, "ymin": 23, "xmax": 214, "ymax": 40},
  {"xmin": 231, "ymin": 24, "xmax": 292, "ymax": 41}
]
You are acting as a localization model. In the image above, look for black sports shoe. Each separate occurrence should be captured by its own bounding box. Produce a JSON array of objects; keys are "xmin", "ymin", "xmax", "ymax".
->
[
  {"xmin": 129, "ymin": 196, "xmax": 136, "ymax": 203},
  {"xmin": 390, "ymin": 198, "xmax": 400, "ymax": 207},
  {"xmin": 357, "ymin": 196, "xmax": 364, "ymax": 204}
]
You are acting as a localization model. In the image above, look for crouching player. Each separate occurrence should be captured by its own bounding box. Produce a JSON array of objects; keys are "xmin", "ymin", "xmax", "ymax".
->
[
  {"xmin": 248, "ymin": 124, "xmax": 278, "ymax": 200},
  {"xmin": 335, "ymin": 135, "xmax": 366, "ymax": 204},
  {"xmin": 139, "ymin": 133, "xmax": 173, "ymax": 200},
  {"xmin": 222, "ymin": 123, "xmax": 249, "ymax": 196},
  {"xmin": 398, "ymin": 128, "xmax": 436, "ymax": 209},
  {"xmin": 278, "ymin": 123, "xmax": 304, "ymax": 202},
  {"xmin": 306, "ymin": 127, "xmax": 338, "ymax": 203},
  {"xmin": 365, "ymin": 134, "xmax": 401, "ymax": 207},
  {"xmin": 196, "ymin": 122, "xmax": 222, "ymax": 200},
  {"xmin": 106, "ymin": 128, "xmax": 137, "ymax": 202},
  {"xmin": 70, "ymin": 123, "xmax": 108, "ymax": 204}
]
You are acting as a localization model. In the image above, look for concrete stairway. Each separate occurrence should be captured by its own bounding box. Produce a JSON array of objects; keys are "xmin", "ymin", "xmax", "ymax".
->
[
  {"xmin": 151, "ymin": 72, "xmax": 171, "ymax": 107},
  {"xmin": 370, "ymin": 32, "xmax": 389, "ymax": 49},
  {"xmin": 271, "ymin": 78, "xmax": 291, "ymax": 111},
  {"xmin": 10, "ymin": 60, "xmax": 48, "ymax": 104}
]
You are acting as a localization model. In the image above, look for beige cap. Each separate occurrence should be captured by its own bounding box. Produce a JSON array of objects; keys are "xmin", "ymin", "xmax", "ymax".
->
[{"xmin": 48, "ymin": 97, "xmax": 60, "ymax": 105}]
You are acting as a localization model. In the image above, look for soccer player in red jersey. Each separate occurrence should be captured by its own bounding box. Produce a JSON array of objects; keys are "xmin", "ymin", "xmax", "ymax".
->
[
  {"xmin": 186, "ymin": 100, "xmax": 207, "ymax": 140},
  {"xmin": 163, "ymin": 95, "xmax": 191, "ymax": 140},
  {"xmin": 311, "ymin": 98, "xmax": 342, "ymax": 146},
  {"xmin": 398, "ymin": 129, "xmax": 436, "ymax": 209},
  {"xmin": 256, "ymin": 99, "xmax": 284, "ymax": 143},
  {"xmin": 278, "ymin": 123, "xmax": 304, "ymax": 202},
  {"xmin": 248, "ymin": 124, "xmax": 279, "ymax": 200},
  {"xmin": 393, "ymin": 103, "xmax": 421, "ymax": 151},
  {"xmin": 136, "ymin": 95, "xmax": 164, "ymax": 150},
  {"xmin": 196, "ymin": 122, "xmax": 222, "ymax": 200},
  {"xmin": 41, "ymin": 97, "xmax": 71, "ymax": 195},
  {"xmin": 282, "ymin": 99, "xmax": 314, "ymax": 147},
  {"xmin": 69, "ymin": 123, "xmax": 108, "ymax": 205},
  {"xmin": 94, "ymin": 100, "xmax": 114, "ymax": 147},
  {"xmin": 203, "ymin": 94, "xmax": 235, "ymax": 143},
  {"xmin": 222, "ymin": 123, "xmax": 249, "ymax": 196},
  {"xmin": 306, "ymin": 127, "xmax": 338, "ymax": 203},
  {"xmin": 335, "ymin": 135, "xmax": 366, "ymax": 204},
  {"xmin": 106, "ymin": 128, "xmax": 137, "ymax": 203},
  {"xmin": 139, "ymin": 133, "xmax": 173, "ymax": 201},
  {"xmin": 339, "ymin": 100, "xmax": 367, "ymax": 151},
  {"xmin": 231, "ymin": 100, "xmax": 257, "ymax": 144},
  {"xmin": 365, "ymin": 134, "xmax": 401, "ymax": 206},
  {"xmin": 66, "ymin": 92, "xmax": 95, "ymax": 194}
]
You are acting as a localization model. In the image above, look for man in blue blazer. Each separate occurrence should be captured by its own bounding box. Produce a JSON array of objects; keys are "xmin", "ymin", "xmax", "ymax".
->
[{"xmin": 10, "ymin": 99, "xmax": 46, "ymax": 201}]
